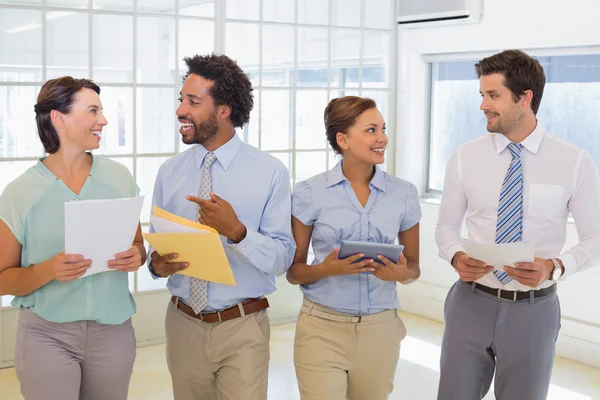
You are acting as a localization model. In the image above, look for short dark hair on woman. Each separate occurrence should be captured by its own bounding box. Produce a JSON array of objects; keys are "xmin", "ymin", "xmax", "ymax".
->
[
  {"xmin": 475, "ymin": 49, "xmax": 546, "ymax": 115},
  {"xmin": 183, "ymin": 53, "xmax": 254, "ymax": 129},
  {"xmin": 34, "ymin": 77, "xmax": 100, "ymax": 154},
  {"xmin": 324, "ymin": 96, "xmax": 377, "ymax": 154}
]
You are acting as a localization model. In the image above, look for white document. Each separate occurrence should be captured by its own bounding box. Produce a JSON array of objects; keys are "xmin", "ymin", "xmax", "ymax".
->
[
  {"xmin": 463, "ymin": 240, "xmax": 535, "ymax": 271},
  {"xmin": 65, "ymin": 196, "xmax": 145, "ymax": 277},
  {"xmin": 150, "ymin": 215, "xmax": 212, "ymax": 234}
]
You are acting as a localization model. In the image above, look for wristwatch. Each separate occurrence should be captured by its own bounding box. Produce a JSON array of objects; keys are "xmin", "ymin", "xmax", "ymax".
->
[{"xmin": 550, "ymin": 258, "xmax": 563, "ymax": 281}]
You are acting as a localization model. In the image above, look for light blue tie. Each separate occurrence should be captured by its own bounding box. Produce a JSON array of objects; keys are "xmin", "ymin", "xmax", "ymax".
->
[{"xmin": 494, "ymin": 143, "xmax": 523, "ymax": 285}]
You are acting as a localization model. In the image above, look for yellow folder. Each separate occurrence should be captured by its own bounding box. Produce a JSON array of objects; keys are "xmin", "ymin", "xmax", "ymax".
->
[{"xmin": 143, "ymin": 207, "xmax": 236, "ymax": 286}]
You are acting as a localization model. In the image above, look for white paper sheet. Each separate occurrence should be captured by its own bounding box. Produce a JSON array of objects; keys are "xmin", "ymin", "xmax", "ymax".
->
[
  {"xmin": 65, "ymin": 196, "xmax": 145, "ymax": 277},
  {"xmin": 463, "ymin": 240, "xmax": 535, "ymax": 271}
]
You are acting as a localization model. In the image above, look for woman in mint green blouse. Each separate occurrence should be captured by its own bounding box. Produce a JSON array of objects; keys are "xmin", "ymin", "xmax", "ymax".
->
[{"xmin": 0, "ymin": 77, "xmax": 146, "ymax": 400}]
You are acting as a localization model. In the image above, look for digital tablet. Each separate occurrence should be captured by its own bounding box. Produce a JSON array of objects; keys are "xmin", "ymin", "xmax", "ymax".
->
[{"xmin": 338, "ymin": 240, "xmax": 404, "ymax": 266}]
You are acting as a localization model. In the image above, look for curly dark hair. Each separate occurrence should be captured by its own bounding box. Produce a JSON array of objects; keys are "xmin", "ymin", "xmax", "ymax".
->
[{"xmin": 183, "ymin": 53, "xmax": 254, "ymax": 128}]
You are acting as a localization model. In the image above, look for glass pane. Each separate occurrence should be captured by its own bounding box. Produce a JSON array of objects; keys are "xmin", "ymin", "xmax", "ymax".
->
[
  {"xmin": 47, "ymin": 11, "xmax": 89, "ymax": 79},
  {"xmin": 364, "ymin": 0, "xmax": 392, "ymax": 29},
  {"xmin": 93, "ymin": 15, "xmax": 133, "ymax": 83},
  {"xmin": 261, "ymin": 90, "xmax": 291, "ymax": 151},
  {"xmin": 47, "ymin": 0, "xmax": 86, "ymax": 7},
  {"xmin": 107, "ymin": 157, "xmax": 133, "ymax": 174},
  {"xmin": 180, "ymin": 0, "xmax": 214, "ymax": 17},
  {"xmin": 0, "ymin": 0, "xmax": 40, "ymax": 4},
  {"xmin": 226, "ymin": 0, "xmax": 259, "ymax": 20},
  {"xmin": 262, "ymin": 25, "xmax": 294, "ymax": 87},
  {"xmin": 226, "ymin": 23, "xmax": 259, "ymax": 86},
  {"xmin": 137, "ymin": 17, "xmax": 176, "ymax": 84},
  {"xmin": 297, "ymin": 27, "xmax": 328, "ymax": 88},
  {"xmin": 0, "ymin": 86, "xmax": 42, "ymax": 158},
  {"xmin": 95, "ymin": 87, "xmax": 134, "ymax": 155},
  {"xmin": 236, "ymin": 92, "xmax": 259, "ymax": 148},
  {"xmin": 137, "ymin": 225, "xmax": 168, "ymax": 291},
  {"xmin": 329, "ymin": 88, "xmax": 360, "ymax": 99},
  {"xmin": 327, "ymin": 148, "xmax": 341, "ymax": 168},
  {"xmin": 298, "ymin": 0, "xmax": 329, "ymax": 25},
  {"xmin": 331, "ymin": 29, "xmax": 360, "ymax": 88},
  {"xmin": 295, "ymin": 151, "xmax": 327, "ymax": 182},
  {"xmin": 0, "ymin": 160, "xmax": 36, "ymax": 195},
  {"xmin": 270, "ymin": 152, "xmax": 291, "ymax": 171},
  {"xmin": 0, "ymin": 9, "xmax": 42, "ymax": 82},
  {"xmin": 362, "ymin": 90, "xmax": 389, "ymax": 124},
  {"xmin": 136, "ymin": 156, "xmax": 170, "ymax": 224},
  {"xmin": 94, "ymin": 0, "xmax": 133, "ymax": 12},
  {"xmin": 1, "ymin": 295, "xmax": 14, "ymax": 307},
  {"xmin": 429, "ymin": 62, "xmax": 485, "ymax": 191},
  {"xmin": 332, "ymin": 0, "xmax": 360, "ymax": 27},
  {"xmin": 362, "ymin": 30, "xmax": 390, "ymax": 88},
  {"xmin": 295, "ymin": 90, "xmax": 328, "ymax": 150},
  {"xmin": 263, "ymin": 0, "xmax": 295, "ymax": 23},
  {"xmin": 138, "ymin": 0, "xmax": 175, "ymax": 14},
  {"xmin": 178, "ymin": 20, "xmax": 214, "ymax": 73},
  {"xmin": 137, "ymin": 88, "xmax": 177, "ymax": 154}
]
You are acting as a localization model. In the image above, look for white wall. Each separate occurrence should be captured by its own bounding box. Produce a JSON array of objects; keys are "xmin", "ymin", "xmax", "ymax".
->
[{"xmin": 395, "ymin": 0, "xmax": 600, "ymax": 367}]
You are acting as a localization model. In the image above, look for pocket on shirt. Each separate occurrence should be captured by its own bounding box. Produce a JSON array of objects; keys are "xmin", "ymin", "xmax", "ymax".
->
[{"xmin": 528, "ymin": 184, "xmax": 565, "ymax": 220}]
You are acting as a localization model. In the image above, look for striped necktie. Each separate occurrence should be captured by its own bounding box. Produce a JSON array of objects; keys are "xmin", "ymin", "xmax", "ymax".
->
[
  {"xmin": 494, "ymin": 143, "xmax": 523, "ymax": 285},
  {"xmin": 188, "ymin": 152, "xmax": 217, "ymax": 314}
]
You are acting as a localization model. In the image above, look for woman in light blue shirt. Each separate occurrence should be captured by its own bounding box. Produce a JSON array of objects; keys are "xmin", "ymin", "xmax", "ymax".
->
[
  {"xmin": 287, "ymin": 96, "xmax": 421, "ymax": 400},
  {"xmin": 0, "ymin": 77, "xmax": 146, "ymax": 400}
]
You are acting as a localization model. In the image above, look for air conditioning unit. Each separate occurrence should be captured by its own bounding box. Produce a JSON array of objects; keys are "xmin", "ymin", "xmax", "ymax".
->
[{"xmin": 397, "ymin": 0, "xmax": 483, "ymax": 26}]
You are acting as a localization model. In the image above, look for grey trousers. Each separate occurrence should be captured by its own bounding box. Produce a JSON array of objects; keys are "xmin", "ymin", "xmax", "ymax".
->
[
  {"xmin": 437, "ymin": 280, "xmax": 561, "ymax": 400},
  {"xmin": 15, "ymin": 308, "xmax": 136, "ymax": 400}
]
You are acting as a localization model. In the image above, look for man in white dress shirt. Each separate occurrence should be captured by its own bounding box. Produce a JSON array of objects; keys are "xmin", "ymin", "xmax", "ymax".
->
[{"xmin": 435, "ymin": 49, "xmax": 600, "ymax": 400}]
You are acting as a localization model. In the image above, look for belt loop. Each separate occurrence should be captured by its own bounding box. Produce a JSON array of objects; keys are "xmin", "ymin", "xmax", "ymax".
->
[
  {"xmin": 175, "ymin": 297, "xmax": 180, "ymax": 307},
  {"xmin": 306, "ymin": 300, "xmax": 315, "ymax": 315},
  {"xmin": 237, "ymin": 302, "xmax": 246, "ymax": 317},
  {"xmin": 529, "ymin": 289, "xmax": 535, "ymax": 305},
  {"xmin": 470, "ymin": 282, "xmax": 477, "ymax": 293}
]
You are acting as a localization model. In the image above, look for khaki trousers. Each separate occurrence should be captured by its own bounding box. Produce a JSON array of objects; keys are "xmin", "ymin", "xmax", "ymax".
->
[
  {"xmin": 294, "ymin": 298, "xmax": 407, "ymax": 400},
  {"xmin": 165, "ymin": 300, "xmax": 270, "ymax": 400}
]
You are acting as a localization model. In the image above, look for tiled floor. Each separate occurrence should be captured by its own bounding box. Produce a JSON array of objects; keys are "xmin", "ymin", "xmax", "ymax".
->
[{"xmin": 2, "ymin": 311, "xmax": 599, "ymax": 399}]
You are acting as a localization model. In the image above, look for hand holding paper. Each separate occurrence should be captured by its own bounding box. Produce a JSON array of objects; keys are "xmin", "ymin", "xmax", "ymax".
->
[
  {"xmin": 65, "ymin": 196, "xmax": 144, "ymax": 278},
  {"xmin": 143, "ymin": 206, "xmax": 236, "ymax": 286},
  {"xmin": 463, "ymin": 240, "xmax": 535, "ymax": 271}
]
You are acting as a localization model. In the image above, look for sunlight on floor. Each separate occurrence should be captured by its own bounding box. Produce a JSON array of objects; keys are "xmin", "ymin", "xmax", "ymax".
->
[{"xmin": 1, "ymin": 311, "xmax": 599, "ymax": 400}]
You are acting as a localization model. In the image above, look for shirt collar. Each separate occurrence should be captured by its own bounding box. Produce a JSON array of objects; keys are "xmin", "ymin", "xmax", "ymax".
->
[
  {"xmin": 493, "ymin": 121, "xmax": 545, "ymax": 155},
  {"xmin": 325, "ymin": 160, "xmax": 386, "ymax": 192},
  {"xmin": 194, "ymin": 134, "xmax": 242, "ymax": 171},
  {"xmin": 36, "ymin": 152, "xmax": 97, "ymax": 179}
]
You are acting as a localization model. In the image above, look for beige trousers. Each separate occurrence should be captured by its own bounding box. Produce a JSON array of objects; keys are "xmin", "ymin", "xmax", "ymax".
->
[
  {"xmin": 165, "ymin": 300, "xmax": 270, "ymax": 400},
  {"xmin": 294, "ymin": 298, "xmax": 407, "ymax": 400}
]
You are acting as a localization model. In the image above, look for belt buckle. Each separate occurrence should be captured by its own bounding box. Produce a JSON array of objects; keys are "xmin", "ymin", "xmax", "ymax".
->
[{"xmin": 497, "ymin": 289, "xmax": 517, "ymax": 301}]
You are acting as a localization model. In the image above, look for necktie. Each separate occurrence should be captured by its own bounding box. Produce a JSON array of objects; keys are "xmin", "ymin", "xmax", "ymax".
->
[
  {"xmin": 494, "ymin": 143, "xmax": 523, "ymax": 285},
  {"xmin": 188, "ymin": 152, "xmax": 217, "ymax": 314}
]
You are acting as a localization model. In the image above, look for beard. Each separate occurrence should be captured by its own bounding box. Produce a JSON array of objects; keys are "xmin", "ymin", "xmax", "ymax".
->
[
  {"xmin": 486, "ymin": 113, "xmax": 520, "ymax": 135},
  {"xmin": 181, "ymin": 110, "xmax": 219, "ymax": 145}
]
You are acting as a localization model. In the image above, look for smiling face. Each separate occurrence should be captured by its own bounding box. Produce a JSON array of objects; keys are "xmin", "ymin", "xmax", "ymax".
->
[
  {"xmin": 337, "ymin": 107, "xmax": 388, "ymax": 165},
  {"xmin": 57, "ymin": 88, "xmax": 107, "ymax": 151},
  {"xmin": 176, "ymin": 73, "xmax": 220, "ymax": 146},
  {"xmin": 479, "ymin": 73, "xmax": 527, "ymax": 136}
]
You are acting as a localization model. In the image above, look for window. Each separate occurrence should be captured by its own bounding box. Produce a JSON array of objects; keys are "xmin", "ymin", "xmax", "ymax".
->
[
  {"xmin": 0, "ymin": 0, "xmax": 395, "ymax": 307},
  {"xmin": 428, "ymin": 53, "xmax": 600, "ymax": 192}
]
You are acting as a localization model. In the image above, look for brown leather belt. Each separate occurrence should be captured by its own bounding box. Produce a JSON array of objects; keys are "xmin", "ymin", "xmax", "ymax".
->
[
  {"xmin": 473, "ymin": 282, "xmax": 557, "ymax": 301},
  {"xmin": 171, "ymin": 296, "xmax": 269, "ymax": 323}
]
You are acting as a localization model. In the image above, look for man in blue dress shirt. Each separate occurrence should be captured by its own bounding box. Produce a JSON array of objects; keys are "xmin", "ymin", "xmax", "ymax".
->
[{"xmin": 148, "ymin": 54, "xmax": 296, "ymax": 400}]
